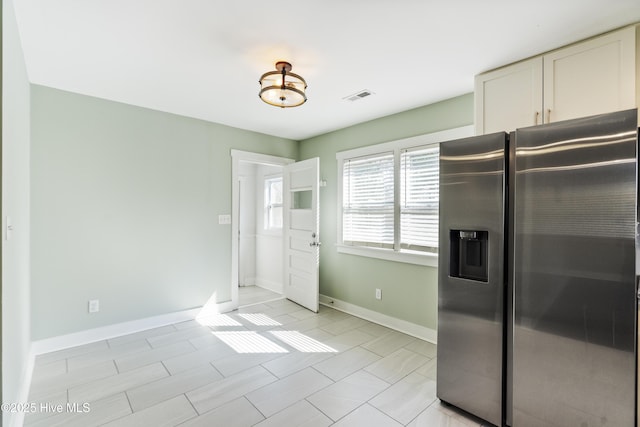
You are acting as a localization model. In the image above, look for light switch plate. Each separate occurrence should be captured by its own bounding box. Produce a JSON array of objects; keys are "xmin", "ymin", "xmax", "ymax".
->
[
  {"xmin": 218, "ymin": 214, "xmax": 231, "ymax": 225},
  {"xmin": 5, "ymin": 216, "xmax": 12, "ymax": 241},
  {"xmin": 88, "ymin": 299, "xmax": 100, "ymax": 313}
]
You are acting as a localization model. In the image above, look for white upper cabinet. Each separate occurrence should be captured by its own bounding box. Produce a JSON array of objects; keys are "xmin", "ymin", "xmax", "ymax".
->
[
  {"xmin": 475, "ymin": 57, "xmax": 543, "ymax": 134},
  {"xmin": 475, "ymin": 25, "xmax": 638, "ymax": 134},
  {"xmin": 543, "ymin": 27, "xmax": 636, "ymax": 124}
]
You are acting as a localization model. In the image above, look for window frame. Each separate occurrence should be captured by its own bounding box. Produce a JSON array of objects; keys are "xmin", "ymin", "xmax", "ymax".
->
[
  {"xmin": 336, "ymin": 125, "xmax": 474, "ymax": 267},
  {"xmin": 264, "ymin": 174, "xmax": 284, "ymax": 231}
]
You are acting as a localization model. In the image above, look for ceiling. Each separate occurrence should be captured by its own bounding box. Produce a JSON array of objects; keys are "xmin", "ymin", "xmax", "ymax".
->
[{"xmin": 13, "ymin": 0, "xmax": 640, "ymax": 141}]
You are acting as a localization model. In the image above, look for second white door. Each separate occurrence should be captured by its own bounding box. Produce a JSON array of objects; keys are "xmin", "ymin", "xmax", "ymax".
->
[{"xmin": 283, "ymin": 157, "xmax": 320, "ymax": 312}]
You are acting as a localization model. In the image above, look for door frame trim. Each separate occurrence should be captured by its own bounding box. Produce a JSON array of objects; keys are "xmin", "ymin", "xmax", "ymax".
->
[{"xmin": 230, "ymin": 150, "xmax": 294, "ymax": 310}]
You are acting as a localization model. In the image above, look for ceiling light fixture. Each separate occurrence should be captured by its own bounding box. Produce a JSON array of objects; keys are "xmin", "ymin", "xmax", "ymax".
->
[{"xmin": 259, "ymin": 61, "xmax": 307, "ymax": 108}]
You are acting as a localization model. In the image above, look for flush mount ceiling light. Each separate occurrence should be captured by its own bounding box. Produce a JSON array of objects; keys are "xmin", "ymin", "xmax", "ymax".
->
[{"xmin": 259, "ymin": 61, "xmax": 307, "ymax": 108}]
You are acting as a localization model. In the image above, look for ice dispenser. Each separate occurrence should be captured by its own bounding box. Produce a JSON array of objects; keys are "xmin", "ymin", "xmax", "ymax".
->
[{"xmin": 449, "ymin": 230, "xmax": 488, "ymax": 282}]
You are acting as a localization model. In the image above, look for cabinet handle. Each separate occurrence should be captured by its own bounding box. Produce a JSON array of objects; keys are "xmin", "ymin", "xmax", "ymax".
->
[
  {"xmin": 546, "ymin": 109, "xmax": 551, "ymax": 123},
  {"xmin": 534, "ymin": 111, "xmax": 540, "ymax": 125}
]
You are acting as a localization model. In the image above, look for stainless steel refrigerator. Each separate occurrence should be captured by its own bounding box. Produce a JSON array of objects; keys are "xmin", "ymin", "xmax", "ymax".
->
[{"xmin": 437, "ymin": 109, "xmax": 639, "ymax": 427}]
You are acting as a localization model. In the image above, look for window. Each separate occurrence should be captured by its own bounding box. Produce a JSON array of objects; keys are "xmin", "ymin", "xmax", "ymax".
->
[
  {"xmin": 264, "ymin": 176, "xmax": 283, "ymax": 230},
  {"xmin": 341, "ymin": 148, "xmax": 438, "ymax": 253},
  {"xmin": 400, "ymin": 146, "xmax": 439, "ymax": 252},
  {"xmin": 336, "ymin": 126, "xmax": 473, "ymax": 266},
  {"xmin": 342, "ymin": 152, "xmax": 395, "ymax": 248}
]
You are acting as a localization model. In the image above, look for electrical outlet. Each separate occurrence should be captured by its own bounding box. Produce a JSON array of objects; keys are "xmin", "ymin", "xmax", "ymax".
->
[
  {"xmin": 88, "ymin": 299, "xmax": 100, "ymax": 313},
  {"xmin": 375, "ymin": 288, "xmax": 382, "ymax": 300}
]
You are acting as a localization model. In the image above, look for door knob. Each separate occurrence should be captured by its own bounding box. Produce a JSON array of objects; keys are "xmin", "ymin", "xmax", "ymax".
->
[{"xmin": 309, "ymin": 241, "xmax": 322, "ymax": 247}]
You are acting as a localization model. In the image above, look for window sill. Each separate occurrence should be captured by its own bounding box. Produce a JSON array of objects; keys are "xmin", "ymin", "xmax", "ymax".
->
[{"xmin": 336, "ymin": 244, "xmax": 438, "ymax": 267}]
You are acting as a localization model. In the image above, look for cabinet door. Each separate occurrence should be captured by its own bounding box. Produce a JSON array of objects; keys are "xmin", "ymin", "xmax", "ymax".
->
[
  {"xmin": 543, "ymin": 26, "xmax": 636, "ymax": 123},
  {"xmin": 475, "ymin": 57, "xmax": 543, "ymax": 135}
]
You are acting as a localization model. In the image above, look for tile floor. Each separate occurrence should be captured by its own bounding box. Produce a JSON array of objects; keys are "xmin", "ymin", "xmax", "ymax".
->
[
  {"xmin": 26, "ymin": 292, "xmax": 488, "ymax": 426},
  {"xmin": 238, "ymin": 286, "xmax": 282, "ymax": 307}
]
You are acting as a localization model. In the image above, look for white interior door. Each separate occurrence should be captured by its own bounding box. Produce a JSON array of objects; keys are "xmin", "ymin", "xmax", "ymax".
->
[{"xmin": 283, "ymin": 157, "xmax": 320, "ymax": 312}]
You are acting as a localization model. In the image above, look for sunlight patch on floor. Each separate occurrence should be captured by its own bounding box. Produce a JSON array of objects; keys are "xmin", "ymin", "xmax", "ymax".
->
[
  {"xmin": 197, "ymin": 314, "xmax": 243, "ymax": 327},
  {"xmin": 238, "ymin": 313, "xmax": 282, "ymax": 326},
  {"xmin": 213, "ymin": 331, "xmax": 289, "ymax": 354},
  {"xmin": 269, "ymin": 330, "xmax": 338, "ymax": 353}
]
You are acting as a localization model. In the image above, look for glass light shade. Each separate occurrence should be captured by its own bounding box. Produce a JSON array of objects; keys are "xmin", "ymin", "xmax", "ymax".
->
[{"xmin": 259, "ymin": 62, "xmax": 307, "ymax": 108}]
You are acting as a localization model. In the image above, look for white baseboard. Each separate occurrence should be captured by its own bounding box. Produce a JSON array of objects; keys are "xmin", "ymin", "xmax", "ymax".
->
[
  {"xmin": 31, "ymin": 305, "xmax": 216, "ymax": 356},
  {"xmin": 319, "ymin": 294, "xmax": 437, "ymax": 344},
  {"xmin": 239, "ymin": 276, "xmax": 256, "ymax": 286}
]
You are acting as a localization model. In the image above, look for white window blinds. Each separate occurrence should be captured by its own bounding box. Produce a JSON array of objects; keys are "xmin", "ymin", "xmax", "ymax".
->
[
  {"xmin": 342, "ymin": 152, "xmax": 394, "ymax": 248},
  {"xmin": 400, "ymin": 146, "xmax": 439, "ymax": 252},
  {"xmin": 336, "ymin": 126, "xmax": 472, "ymax": 264}
]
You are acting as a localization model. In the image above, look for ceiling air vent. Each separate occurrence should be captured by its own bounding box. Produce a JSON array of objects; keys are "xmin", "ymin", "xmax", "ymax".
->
[{"xmin": 344, "ymin": 89, "xmax": 374, "ymax": 102}]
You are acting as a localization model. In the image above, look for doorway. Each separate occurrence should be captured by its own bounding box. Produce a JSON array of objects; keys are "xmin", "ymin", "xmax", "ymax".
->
[
  {"xmin": 238, "ymin": 161, "xmax": 285, "ymax": 306},
  {"xmin": 231, "ymin": 151, "xmax": 295, "ymax": 309}
]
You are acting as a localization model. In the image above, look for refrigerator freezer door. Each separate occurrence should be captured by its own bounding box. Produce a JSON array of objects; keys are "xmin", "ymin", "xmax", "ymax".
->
[
  {"xmin": 437, "ymin": 132, "xmax": 507, "ymax": 427},
  {"xmin": 512, "ymin": 109, "xmax": 638, "ymax": 426}
]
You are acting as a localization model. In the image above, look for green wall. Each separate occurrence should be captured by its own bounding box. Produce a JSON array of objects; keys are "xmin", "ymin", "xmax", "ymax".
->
[
  {"xmin": 29, "ymin": 83, "xmax": 472, "ymax": 340},
  {"xmin": 298, "ymin": 94, "xmax": 473, "ymax": 330},
  {"xmin": 3, "ymin": 0, "xmax": 32, "ymax": 421},
  {"xmin": 30, "ymin": 86, "xmax": 297, "ymax": 340}
]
